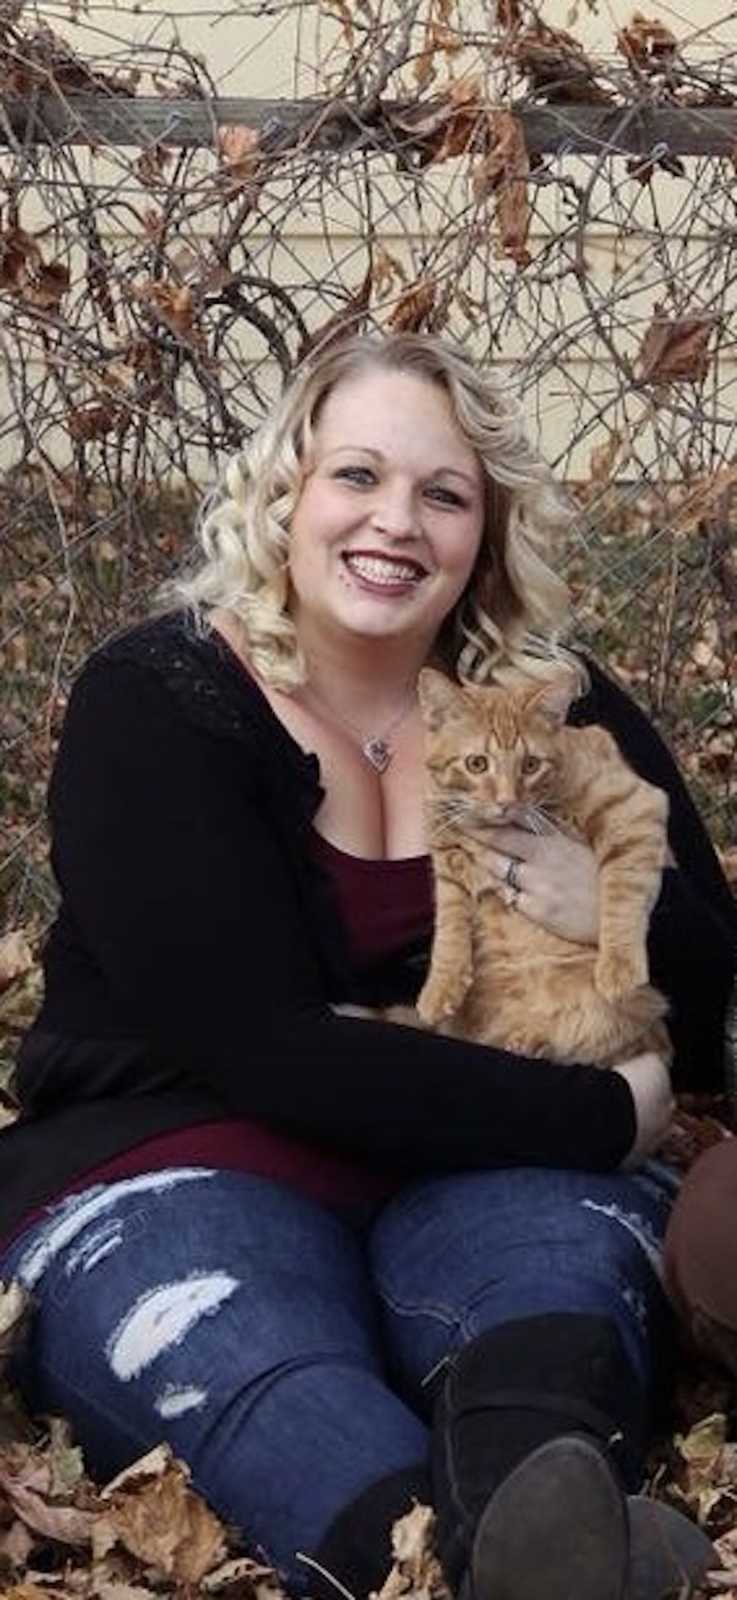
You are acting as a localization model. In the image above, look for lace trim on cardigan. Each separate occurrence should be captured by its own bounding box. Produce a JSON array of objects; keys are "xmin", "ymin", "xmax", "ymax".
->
[{"xmin": 92, "ymin": 612, "xmax": 322, "ymax": 816}]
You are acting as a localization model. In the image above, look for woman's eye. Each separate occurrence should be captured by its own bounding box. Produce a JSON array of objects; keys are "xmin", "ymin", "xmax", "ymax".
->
[
  {"xmin": 522, "ymin": 755, "xmax": 542, "ymax": 775},
  {"xmin": 465, "ymin": 754, "xmax": 488, "ymax": 774},
  {"xmin": 426, "ymin": 485, "xmax": 465, "ymax": 508},
  {"xmin": 334, "ymin": 466, "xmax": 375, "ymax": 486}
]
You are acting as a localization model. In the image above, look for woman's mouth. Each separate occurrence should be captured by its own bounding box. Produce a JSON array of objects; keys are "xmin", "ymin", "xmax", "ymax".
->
[{"xmin": 341, "ymin": 552, "xmax": 427, "ymax": 594}]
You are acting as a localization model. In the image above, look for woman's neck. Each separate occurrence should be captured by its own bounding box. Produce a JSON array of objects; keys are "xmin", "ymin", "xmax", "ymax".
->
[{"xmin": 296, "ymin": 629, "xmax": 427, "ymax": 730}]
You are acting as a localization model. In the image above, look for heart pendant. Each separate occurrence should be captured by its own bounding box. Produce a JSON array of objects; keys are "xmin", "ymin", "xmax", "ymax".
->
[{"xmin": 363, "ymin": 737, "xmax": 392, "ymax": 773}]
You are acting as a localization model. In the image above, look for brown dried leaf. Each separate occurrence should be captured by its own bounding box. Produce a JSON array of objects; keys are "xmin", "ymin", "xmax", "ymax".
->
[
  {"xmin": 0, "ymin": 228, "xmax": 40, "ymax": 293},
  {"xmin": 637, "ymin": 308, "xmax": 718, "ymax": 385},
  {"xmin": 387, "ymin": 277, "xmax": 436, "ymax": 332},
  {"xmin": 134, "ymin": 145, "xmax": 173, "ymax": 189},
  {"xmin": 2, "ymin": 1586, "xmax": 54, "ymax": 1599},
  {"xmin": 472, "ymin": 110, "xmax": 531, "ymax": 267},
  {"xmin": 0, "ymin": 1442, "xmax": 94, "ymax": 1549},
  {"xmin": 617, "ymin": 12, "xmax": 677, "ymax": 70},
  {"xmin": 496, "ymin": 0, "xmax": 521, "ymax": 30},
  {"xmin": 138, "ymin": 279, "xmax": 206, "ymax": 354},
  {"xmin": 46, "ymin": 1419, "xmax": 85, "ymax": 1501},
  {"xmin": 413, "ymin": 45, "xmax": 437, "ymax": 91},
  {"xmin": 372, "ymin": 246, "xmax": 407, "ymax": 298},
  {"xmin": 297, "ymin": 269, "xmax": 372, "ymax": 362},
  {"xmin": 672, "ymin": 1414, "xmax": 737, "ymax": 1526},
  {"xmin": 67, "ymin": 405, "xmax": 121, "ymax": 443},
  {"xmin": 95, "ymin": 1443, "xmax": 227, "ymax": 1586},
  {"xmin": 217, "ymin": 126, "xmax": 261, "ymax": 194},
  {"xmin": 588, "ymin": 432, "xmax": 625, "ymax": 484},
  {"xmin": 0, "ymin": 1517, "xmax": 35, "ymax": 1568},
  {"xmin": 23, "ymin": 261, "xmax": 69, "ymax": 312},
  {"xmin": 374, "ymin": 1503, "xmax": 451, "ymax": 1600},
  {"xmin": 507, "ymin": 21, "xmax": 614, "ymax": 104},
  {"xmin": 202, "ymin": 1555, "xmax": 291, "ymax": 1597},
  {"xmin": 0, "ymin": 933, "xmax": 33, "ymax": 996}
]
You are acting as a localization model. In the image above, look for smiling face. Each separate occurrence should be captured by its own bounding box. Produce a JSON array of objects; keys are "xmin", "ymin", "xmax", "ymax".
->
[{"xmin": 287, "ymin": 366, "xmax": 485, "ymax": 660}]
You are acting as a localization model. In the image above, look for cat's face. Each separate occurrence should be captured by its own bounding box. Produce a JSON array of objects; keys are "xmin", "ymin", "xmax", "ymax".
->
[{"xmin": 418, "ymin": 668, "xmax": 574, "ymax": 829}]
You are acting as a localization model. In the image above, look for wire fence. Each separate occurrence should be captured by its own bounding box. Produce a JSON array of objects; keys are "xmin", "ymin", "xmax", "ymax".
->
[{"xmin": 1, "ymin": 0, "xmax": 736, "ymax": 941}]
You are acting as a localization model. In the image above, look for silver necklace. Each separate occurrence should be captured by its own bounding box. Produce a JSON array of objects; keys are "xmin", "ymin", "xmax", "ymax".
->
[{"xmin": 306, "ymin": 683, "xmax": 417, "ymax": 774}]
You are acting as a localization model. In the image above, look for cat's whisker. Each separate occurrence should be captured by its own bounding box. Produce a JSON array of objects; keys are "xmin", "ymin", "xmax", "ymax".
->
[{"xmin": 523, "ymin": 806, "xmax": 556, "ymax": 836}]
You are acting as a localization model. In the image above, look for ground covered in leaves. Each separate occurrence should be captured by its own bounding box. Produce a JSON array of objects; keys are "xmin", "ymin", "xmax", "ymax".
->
[
  {"xmin": 1, "ymin": 940, "xmax": 737, "ymax": 1598},
  {"xmin": 2, "ymin": 1279, "xmax": 737, "ymax": 1600}
]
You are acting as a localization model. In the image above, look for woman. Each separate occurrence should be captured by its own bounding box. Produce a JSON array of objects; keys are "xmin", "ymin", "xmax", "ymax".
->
[{"xmin": 0, "ymin": 334, "xmax": 735, "ymax": 1600}]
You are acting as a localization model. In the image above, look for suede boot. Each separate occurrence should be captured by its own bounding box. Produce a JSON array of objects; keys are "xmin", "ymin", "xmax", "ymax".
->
[
  {"xmin": 432, "ymin": 1314, "xmax": 715, "ymax": 1600},
  {"xmin": 309, "ymin": 1463, "xmax": 432, "ymax": 1600}
]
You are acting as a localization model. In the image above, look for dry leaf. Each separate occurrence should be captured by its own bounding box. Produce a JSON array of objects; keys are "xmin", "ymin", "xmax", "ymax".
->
[
  {"xmin": 0, "ymin": 1441, "xmax": 95, "ymax": 1549},
  {"xmin": 297, "ymin": 269, "xmax": 372, "ymax": 362},
  {"xmin": 588, "ymin": 432, "xmax": 625, "ymax": 485},
  {"xmin": 617, "ymin": 12, "xmax": 677, "ymax": 70},
  {"xmin": 506, "ymin": 21, "xmax": 613, "ymax": 105},
  {"xmin": 671, "ymin": 1414, "xmax": 737, "ymax": 1526},
  {"xmin": 372, "ymin": 246, "xmax": 407, "ymax": 299},
  {"xmin": 0, "ymin": 227, "xmax": 40, "ymax": 293},
  {"xmin": 637, "ymin": 309, "xmax": 718, "ymax": 385},
  {"xmin": 217, "ymin": 126, "xmax": 261, "ymax": 195},
  {"xmin": 96, "ymin": 1442, "xmax": 227, "ymax": 1585},
  {"xmin": 496, "ymin": 0, "xmax": 521, "ymax": 30},
  {"xmin": 135, "ymin": 145, "xmax": 173, "ymax": 188},
  {"xmin": 0, "ymin": 1517, "xmax": 35, "ymax": 1569},
  {"xmin": 23, "ymin": 261, "xmax": 70, "ymax": 312},
  {"xmin": 387, "ymin": 277, "xmax": 436, "ymax": 332},
  {"xmin": 472, "ymin": 110, "xmax": 531, "ymax": 267},
  {"xmin": 0, "ymin": 228, "xmax": 68, "ymax": 310},
  {"xmin": 67, "ymin": 405, "xmax": 122, "ymax": 443},
  {"xmin": 0, "ymin": 933, "xmax": 33, "ymax": 996},
  {"xmin": 2, "ymin": 1586, "xmax": 55, "ymax": 1599},
  {"xmin": 46, "ymin": 1419, "xmax": 85, "ymax": 1501},
  {"xmin": 203, "ymin": 1555, "xmax": 291, "ymax": 1596},
  {"xmin": 373, "ymin": 1503, "xmax": 451, "ymax": 1600}
]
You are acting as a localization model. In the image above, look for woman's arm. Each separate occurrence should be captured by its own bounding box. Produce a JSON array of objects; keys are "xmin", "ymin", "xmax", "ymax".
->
[
  {"xmin": 44, "ymin": 655, "xmax": 640, "ymax": 1173},
  {"xmin": 583, "ymin": 659, "xmax": 737, "ymax": 1092}
]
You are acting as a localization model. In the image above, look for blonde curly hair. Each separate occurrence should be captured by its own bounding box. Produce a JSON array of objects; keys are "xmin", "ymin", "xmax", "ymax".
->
[{"xmin": 165, "ymin": 331, "xmax": 578, "ymax": 689}]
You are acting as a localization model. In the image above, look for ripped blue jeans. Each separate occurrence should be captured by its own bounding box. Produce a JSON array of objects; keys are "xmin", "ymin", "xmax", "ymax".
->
[{"xmin": 0, "ymin": 1163, "xmax": 675, "ymax": 1588}]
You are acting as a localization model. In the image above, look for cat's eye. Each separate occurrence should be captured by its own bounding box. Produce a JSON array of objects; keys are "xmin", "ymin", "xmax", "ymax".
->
[
  {"xmin": 522, "ymin": 755, "xmax": 543, "ymax": 775},
  {"xmin": 465, "ymin": 754, "xmax": 488, "ymax": 774}
]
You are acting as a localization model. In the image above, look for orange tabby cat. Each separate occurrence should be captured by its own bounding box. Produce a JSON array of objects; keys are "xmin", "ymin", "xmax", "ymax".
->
[{"xmin": 416, "ymin": 667, "xmax": 671, "ymax": 1068}]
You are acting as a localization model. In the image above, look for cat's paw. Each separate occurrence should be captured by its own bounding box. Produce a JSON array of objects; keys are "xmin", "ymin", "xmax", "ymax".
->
[
  {"xmin": 417, "ymin": 973, "xmax": 469, "ymax": 1025},
  {"xmin": 595, "ymin": 948, "xmax": 648, "ymax": 1000}
]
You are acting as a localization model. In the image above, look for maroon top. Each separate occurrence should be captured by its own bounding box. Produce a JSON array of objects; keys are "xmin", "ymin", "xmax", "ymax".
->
[{"xmin": 306, "ymin": 829, "xmax": 434, "ymax": 971}]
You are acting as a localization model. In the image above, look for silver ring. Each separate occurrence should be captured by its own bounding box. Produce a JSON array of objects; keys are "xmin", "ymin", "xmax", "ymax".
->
[{"xmin": 504, "ymin": 856, "xmax": 522, "ymax": 894}]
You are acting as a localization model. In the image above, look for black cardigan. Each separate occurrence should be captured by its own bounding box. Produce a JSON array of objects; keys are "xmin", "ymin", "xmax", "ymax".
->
[{"xmin": 0, "ymin": 612, "xmax": 734, "ymax": 1238}]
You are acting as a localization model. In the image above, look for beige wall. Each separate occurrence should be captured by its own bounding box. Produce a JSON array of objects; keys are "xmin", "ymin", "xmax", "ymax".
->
[{"xmin": 1, "ymin": 0, "xmax": 734, "ymax": 480}]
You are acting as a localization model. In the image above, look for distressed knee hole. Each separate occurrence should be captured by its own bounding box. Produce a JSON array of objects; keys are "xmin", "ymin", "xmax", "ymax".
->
[{"xmin": 107, "ymin": 1270, "xmax": 240, "ymax": 1381}]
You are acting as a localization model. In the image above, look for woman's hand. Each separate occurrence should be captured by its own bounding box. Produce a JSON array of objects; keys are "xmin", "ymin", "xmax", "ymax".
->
[
  {"xmin": 612, "ymin": 1053, "xmax": 675, "ymax": 1169},
  {"xmin": 477, "ymin": 824, "xmax": 601, "ymax": 945}
]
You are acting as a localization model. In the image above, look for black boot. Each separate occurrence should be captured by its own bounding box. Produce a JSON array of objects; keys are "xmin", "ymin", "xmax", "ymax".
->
[
  {"xmin": 309, "ymin": 1463, "xmax": 432, "ymax": 1600},
  {"xmin": 433, "ymin": 1314, "xmax": 715, "ymax": 1600}
]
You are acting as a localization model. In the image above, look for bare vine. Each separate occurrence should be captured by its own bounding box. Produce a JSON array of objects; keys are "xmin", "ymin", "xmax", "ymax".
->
[{"xmin": 1, "ymin": 0, "xmax": 736, "ymax": 931}]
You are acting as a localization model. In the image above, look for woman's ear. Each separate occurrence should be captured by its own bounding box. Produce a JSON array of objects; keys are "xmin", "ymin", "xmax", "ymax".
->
[{"xmin": 417, "ymin": 668, "xmax": 467, "ymax": 731}]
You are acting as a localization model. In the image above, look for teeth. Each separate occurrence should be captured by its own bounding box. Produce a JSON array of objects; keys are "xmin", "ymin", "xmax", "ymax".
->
[{"xmin": 345, "ymin": 555, "xmax": 423, "ymax": 584}]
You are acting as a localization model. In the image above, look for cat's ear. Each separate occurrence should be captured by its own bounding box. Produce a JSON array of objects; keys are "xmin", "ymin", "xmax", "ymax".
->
[
  {"xmin": 525, "ymin": 670, "xmax": 578, "ymax": 730},
  {"xmin": 417, "ymin": 668, "xmax": 467, "ymax": 730}
]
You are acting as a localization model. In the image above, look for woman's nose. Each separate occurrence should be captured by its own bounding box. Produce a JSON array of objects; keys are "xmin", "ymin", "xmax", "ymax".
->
[{"xmin": 370, "ymin": 486, "xmax": 416, "ymax": 538}]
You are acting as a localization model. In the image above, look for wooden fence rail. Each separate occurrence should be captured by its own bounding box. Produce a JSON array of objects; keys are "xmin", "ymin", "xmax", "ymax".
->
[{"xmin": 1, "ymin": 96, "xmax": 736, "ymax": 156}]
